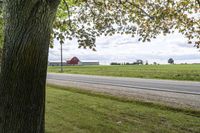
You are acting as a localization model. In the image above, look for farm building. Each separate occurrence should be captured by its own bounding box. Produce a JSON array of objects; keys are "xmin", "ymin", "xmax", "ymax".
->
[
  {"xmin": 66, "ymin": 57, "xmax": 80, "ymax": 65},
  {"xmin": 67, "ymin": 57, "xmax": 99, "ymax": 66}
]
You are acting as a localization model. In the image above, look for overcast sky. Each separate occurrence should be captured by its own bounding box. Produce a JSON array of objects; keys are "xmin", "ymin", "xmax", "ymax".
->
[{"xmin": 48, "ymin": 32, "xmax": 200, "ymax": 65}]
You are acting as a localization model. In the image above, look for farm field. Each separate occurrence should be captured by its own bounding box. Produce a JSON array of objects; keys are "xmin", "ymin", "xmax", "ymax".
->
[
  {"xmin": 48, "ymin": 64, "xmax": 200, "ymax": 81},
  {"xmin": 46, "ymin": 85, "xmax": 200, "ymax": 133}
]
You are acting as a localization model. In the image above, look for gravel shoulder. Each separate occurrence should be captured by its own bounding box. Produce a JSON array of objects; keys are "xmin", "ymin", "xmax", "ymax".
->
[{"xmin": 47, "ymin": 79, "xmax": 200, "ymax": 110}]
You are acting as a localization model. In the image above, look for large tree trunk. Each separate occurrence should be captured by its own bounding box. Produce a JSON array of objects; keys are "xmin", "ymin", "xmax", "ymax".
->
[{"xmin": 0, "ymin": 0, "xmax": 60, "ymax": 132}]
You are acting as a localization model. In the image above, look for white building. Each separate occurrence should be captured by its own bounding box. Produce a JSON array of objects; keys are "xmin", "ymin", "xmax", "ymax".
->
[
  {"xmin": 48, "ymin": 61, "xmax": 67, "ymax": 66},
  {"xmin": 78, "ymin": 60, "xmax": 99, "ymax": 66}
]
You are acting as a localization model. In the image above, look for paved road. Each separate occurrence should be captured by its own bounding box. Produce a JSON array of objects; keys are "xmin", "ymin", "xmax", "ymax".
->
[
  {"xmin": 47, "ymin": 73, "xmax": 200, "ymax": 109},
  {"xmin": 47, "ymin": 73, "xmax": 200, "ymax": 95}
]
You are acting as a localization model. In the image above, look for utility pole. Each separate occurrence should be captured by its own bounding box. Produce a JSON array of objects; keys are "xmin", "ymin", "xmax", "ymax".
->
[{"xmin": 60, "ymin": 43, "xmax": 63, "ymax": 73}]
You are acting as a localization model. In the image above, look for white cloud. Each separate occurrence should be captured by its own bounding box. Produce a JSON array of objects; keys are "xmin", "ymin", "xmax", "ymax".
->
[{"xmin": 48, "ymin": 32, "xmax": 200, "ymax": 65}]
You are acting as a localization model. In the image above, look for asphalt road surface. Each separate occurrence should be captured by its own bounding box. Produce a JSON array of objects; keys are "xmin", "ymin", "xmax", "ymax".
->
[
  {"xmin": 47, "ymin": 73, "xmax": 200, "ymax": 109},
  {"xmin": 47, "ymin": 73, "xmax": 200, "ymax": 95}
]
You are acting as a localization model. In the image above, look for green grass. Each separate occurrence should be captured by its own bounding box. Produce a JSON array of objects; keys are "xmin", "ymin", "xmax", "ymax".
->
[
  {"xmin": 46, "ymin": 85, "xmax": 200, "ymax": 133},
  {"xmin": 48, "ymin": 64, "xmax": 200, "ymax": 81}
]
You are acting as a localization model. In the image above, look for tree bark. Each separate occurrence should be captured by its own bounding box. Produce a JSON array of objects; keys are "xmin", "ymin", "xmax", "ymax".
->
[{"xmin": 0, "ymin": 0, "xmax": 60, "ymax": 132}]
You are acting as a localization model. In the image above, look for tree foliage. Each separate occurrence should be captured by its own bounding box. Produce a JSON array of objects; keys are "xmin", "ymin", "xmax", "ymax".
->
[
  {"xmin": 168, "ymin": 58, "xmax": 174, "ymax": 64},
  {"xmin": 53, "ymin": 0, "xmax": 200, "ymax": 50},
  {"xmin": 0, "ymin": 0, "xmax": 199, "ymax": 50},
  {"xmin": 0, "ymin": 0, "xmax": 199, "ymax": 56}
]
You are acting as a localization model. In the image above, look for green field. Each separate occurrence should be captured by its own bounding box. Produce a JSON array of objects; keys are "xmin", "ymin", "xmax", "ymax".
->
[
  {"xmin": 46, "ymin": 85, "xmax": 200, "ymax": 133},
  {"xmin": 48, "ymin": 64, "xmax": 200, "ymax": 81}
]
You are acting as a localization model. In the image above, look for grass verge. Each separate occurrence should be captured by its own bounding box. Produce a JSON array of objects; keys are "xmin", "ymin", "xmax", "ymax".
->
[{"xmin": 46, "ymin": 85, "xmax": 200, "ymax": 133}]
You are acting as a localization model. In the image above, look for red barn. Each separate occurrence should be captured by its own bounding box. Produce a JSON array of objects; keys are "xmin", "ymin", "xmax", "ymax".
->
[{"xmin": 66, "ymin": 57, "xmax": 80, "ymax": 65}]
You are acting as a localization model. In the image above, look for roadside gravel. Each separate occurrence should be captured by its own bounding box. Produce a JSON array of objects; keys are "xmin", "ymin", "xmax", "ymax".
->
[{"xmin": 47, "ymin": 79, "xmax": 200, "ymax": 110}]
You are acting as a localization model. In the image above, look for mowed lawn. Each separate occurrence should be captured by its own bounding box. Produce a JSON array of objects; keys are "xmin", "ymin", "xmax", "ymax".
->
[
  {"xmin": 48, "ymin": 64, "xmax": 200, "ymax": 81},
  {"xmin": 46, "ymin": 86, "xmax": 200, "ymax": 133}
]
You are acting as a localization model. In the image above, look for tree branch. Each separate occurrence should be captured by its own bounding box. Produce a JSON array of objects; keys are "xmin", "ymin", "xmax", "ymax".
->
[
  {"xmin": 0, "ymin": 0, "xmax": 3, "ymax": 7},
  {"xmin": 86, "ymin": 0, "xmax": 97, "ymax": 21},
  {"xmin": 63, "ymin": 0, "xmax": 73, "ymax": 30},
  {"xmin": 128, "ymin": 2, "xmax": 154, "ymax": 19},
  {"xmin": 197, "ymin": 0, "xmax": 200, "ymax": 6},
  {"xmin": 119, "ymin": 0, "xmax": 154, "ymax": 20},
  {"xmin": 48, "ymin": 0, "xmax": 61, "ymax": 9}
]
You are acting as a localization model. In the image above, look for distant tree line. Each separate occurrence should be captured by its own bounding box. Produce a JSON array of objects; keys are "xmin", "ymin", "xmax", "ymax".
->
[
  {"xmin": 110, "ymin": 62, "xmax": 121, "ymax": 65},
  {"xmin": 111, "ymin": 60, "xmax": 145, "ymax": 65},
  {"xmin": 111, "ymin": 58, "xmax": 176, "ymax": 65}
]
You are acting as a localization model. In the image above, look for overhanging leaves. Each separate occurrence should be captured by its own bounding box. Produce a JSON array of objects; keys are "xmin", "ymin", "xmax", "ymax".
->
[{"xmin": 53, "ymin": 0, "xmax": 200, "ymax": 50}]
